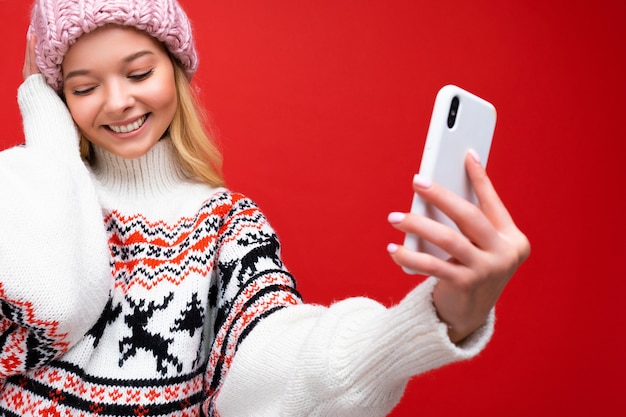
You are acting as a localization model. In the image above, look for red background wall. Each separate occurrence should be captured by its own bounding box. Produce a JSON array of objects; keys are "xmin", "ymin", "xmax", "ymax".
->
[{"xmin": 1, "ymin": 0, "xmax": 625, "ymax": 415}]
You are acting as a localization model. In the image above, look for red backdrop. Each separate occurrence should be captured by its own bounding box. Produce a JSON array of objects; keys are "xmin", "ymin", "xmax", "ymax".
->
[{"xmin": 1, "ymin": 0, "xmax": 625, "ymax": 415}]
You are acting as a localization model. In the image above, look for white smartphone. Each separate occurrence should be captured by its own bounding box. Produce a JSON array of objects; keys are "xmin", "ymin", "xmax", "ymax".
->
[{"xmin": 403, "ymin": 85, "xmax": 496, "ymax": 273}]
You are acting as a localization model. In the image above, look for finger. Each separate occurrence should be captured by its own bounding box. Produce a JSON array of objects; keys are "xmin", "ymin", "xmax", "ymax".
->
[
  {"xmin": 22, "ymin": 32, "xmax": 39, "ymax": 80},
  {"xmin": 465, "ymin": 152, "xmax": 515, "ymax": 232},
  {"xmin": 387, "ymin": 242, "xmax": 466, "ymax": 282},
  {"xmin": 410, "ymin": 174, "xmax": 502, "ymax": 252},
  {"xmin": 22, "ymin": 34, "xmax": 30, "ymax": 79},
  {"xmin": 388, "ymin": 212, "xmax": 479, "ymax": 266}
]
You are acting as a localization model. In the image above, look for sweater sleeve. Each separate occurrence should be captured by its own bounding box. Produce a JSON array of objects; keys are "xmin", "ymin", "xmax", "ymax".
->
[
  {"xmin": 201, "ymin": 193, "xmax": 303, "ymax": 415},
  {"xmin": 215, "ymin": 277, "xmax": 495, "ymax": 417},
  {"xmin": 0, "ymin": 75, "xmax": 111, "ymax": 378}
]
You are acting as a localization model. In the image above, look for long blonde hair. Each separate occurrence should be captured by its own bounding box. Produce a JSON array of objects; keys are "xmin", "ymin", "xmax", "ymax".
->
[
  {"xmin": 80, "ymin": 60, "xmax": 225, "ymax": 188},
  {"xmin": 168, "ymin": 63, "xmax": 225, "ymax": 187}
]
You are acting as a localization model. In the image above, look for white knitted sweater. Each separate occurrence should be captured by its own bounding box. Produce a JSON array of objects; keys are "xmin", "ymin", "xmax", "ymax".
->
[{"xmin": 0, "ymin": 75, "xmax": 494, "ymax": 417}]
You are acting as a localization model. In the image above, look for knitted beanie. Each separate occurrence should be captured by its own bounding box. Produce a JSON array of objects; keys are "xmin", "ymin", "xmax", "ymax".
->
[{"xmin": 29, "ymin": 0, "xmax": 198, "ymax": 92}]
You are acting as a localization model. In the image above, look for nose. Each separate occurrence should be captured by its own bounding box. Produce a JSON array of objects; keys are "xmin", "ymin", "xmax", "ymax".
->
[{"xmin": 103, "ymin": 79, "xmax": 135, "ymax": 115}]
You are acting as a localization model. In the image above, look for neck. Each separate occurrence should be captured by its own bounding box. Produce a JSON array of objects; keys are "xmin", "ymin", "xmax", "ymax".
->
[{"xmin": 89, "ymin": 138, "xmax": 191, "ymax": 199}]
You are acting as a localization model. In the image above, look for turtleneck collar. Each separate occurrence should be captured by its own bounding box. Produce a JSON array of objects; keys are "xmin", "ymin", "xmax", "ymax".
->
[{"xmin": 89, "ymin": 138, "xmax": 192, "ymax": 199}]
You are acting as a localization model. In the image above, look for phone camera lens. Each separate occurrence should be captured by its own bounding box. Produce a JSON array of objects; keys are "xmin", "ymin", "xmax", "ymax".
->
[{"xmin": 448, "ymin": 96, "xmax": 460, "ymax": 129}]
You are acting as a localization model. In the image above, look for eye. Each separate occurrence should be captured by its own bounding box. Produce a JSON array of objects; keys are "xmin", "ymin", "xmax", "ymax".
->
[
  {"xmin": 72, "ymin": 86, "xmax": 97, "ymax": 96},
  {"xmin": 129, "ymin": 68, "xmax": 154, "ymax": 81}
]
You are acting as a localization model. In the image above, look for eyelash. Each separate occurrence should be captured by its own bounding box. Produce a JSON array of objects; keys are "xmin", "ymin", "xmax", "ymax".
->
[
  {"xmin": 72, "ymin": 86, "xmax": 96, "ymax": 96},
  {"xmin": 129, "ymin": 68, "xmax": 154, "ymax": 81},
  {"xmin": 71, "ymin": 69, "xmax": 155, "ymax": 96}
]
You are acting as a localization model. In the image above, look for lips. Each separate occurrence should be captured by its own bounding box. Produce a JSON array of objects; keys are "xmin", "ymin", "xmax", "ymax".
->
[{"xmin": 107, "ymin": 114, "xmax": 148, "ymax": 133}]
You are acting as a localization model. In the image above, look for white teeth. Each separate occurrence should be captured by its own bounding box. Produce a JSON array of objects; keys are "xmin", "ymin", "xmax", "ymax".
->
[{"xmin": 108, "ymin": 115, "xmax": 147, "ymax": 133}]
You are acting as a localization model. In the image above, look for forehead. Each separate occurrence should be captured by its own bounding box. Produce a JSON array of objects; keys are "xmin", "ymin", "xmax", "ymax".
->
[{"xmin": 62, "ymin": 25, "xmax": 166, "ymax": 68}]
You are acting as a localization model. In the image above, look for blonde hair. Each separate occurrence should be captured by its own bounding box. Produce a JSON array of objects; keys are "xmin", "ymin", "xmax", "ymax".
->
[
  {"xmin": 168, "ymin": 63, "xmax": 225, "ymax": 187},
  {"xmin": 79, "ymin": 61, "xmax": 225, "ymax": 188}
]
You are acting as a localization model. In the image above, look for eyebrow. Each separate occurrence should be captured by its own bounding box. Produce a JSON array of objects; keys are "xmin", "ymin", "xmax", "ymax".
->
[{"xmin": 64, "ymin": 50, "xmax": 156, "ymax": 82}]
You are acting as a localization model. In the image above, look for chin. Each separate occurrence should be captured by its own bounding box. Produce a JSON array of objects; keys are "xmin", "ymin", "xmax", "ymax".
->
[{"xmin": 111, "ymin": 139, "xmax": 161, "ymax": 159}]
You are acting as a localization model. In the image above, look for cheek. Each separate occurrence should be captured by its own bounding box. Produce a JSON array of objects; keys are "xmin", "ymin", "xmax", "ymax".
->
[
  {"xmin": 151, "ymin": 78, "xmax": 178, "ymax": 116},
  {"xmin": 64, "ymin": 97, "xmax": 95, "ymax": 131},
  {"xmin": 152, "ymin": 77, "xmax": 178, "ymax": 125}
]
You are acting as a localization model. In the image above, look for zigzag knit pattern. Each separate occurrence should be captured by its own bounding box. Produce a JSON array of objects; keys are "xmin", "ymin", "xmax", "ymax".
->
[{"xmin": 0, "ymin": 191, "xmax": 302, "ymax": 417}]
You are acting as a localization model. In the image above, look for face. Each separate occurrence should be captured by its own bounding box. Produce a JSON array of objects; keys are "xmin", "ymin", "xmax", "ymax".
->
[{"xmin": 62, "ymin": 26, "xmax": 177, "ymax": 159}]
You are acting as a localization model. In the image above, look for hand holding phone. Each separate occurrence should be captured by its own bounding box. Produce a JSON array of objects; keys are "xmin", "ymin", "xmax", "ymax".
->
[{"xmin": 403, "ymin": 85, "xmax": 496, "ymax": 273}]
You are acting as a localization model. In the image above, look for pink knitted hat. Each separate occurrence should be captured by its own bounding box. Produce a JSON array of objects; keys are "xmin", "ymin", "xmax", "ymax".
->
[{"xmin": 29, "ymin": 0, "xmax": 198, "ymax": 92}]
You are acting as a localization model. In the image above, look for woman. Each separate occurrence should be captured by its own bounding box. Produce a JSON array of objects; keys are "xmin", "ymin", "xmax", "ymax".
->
[{"xmin": 0, "ymin": 0, "xmax": 529, "ymax": 416}]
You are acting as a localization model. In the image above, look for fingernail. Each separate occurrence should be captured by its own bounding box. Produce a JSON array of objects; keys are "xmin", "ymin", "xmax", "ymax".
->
[
  {"xmin": 387, "ymin": 243, "xmax": 399, "ymax": 254},
  {"xmin": 413, "ymin": 174, "xmax": 432, "ymax": 188},
  {"xmin": 468, "ymin": 148, "xmax": 481, "ymax": 164},
  {"xmin": 387, "ymin": 212, "xmax": 405, "ymax": 223}
]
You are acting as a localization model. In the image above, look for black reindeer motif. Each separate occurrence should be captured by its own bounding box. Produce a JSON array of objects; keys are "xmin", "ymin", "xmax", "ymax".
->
[
  {"xmin": 86, "ymin": 298, "xmax": 122, "ymax": 349},
  {"xmin": 214, "ymin": 230, "xmax": 283, "ymax": 335},
  {"xmin": 219, "ymin": 230, "xmax": 283, "ymax": 288},
  {"xmin": 119, "ymin": 292, "xmax": 183, "ymax": 375},
  {"xmin": 238, "ymin": 230, "xmax": 283, "ymax": 275}
]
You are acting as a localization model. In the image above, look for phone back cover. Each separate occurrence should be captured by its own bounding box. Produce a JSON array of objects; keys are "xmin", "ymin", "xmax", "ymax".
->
[{"xmin": 404, "ymin": 85, "xmax": 496, "ymax": 267}]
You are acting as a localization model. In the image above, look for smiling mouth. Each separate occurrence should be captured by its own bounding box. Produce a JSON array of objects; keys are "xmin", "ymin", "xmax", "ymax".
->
[{"xmin": 107, "ymin": 114, "xmax": 148, "ymax": 133}]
